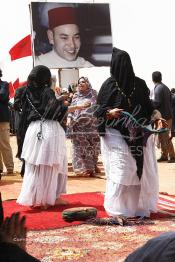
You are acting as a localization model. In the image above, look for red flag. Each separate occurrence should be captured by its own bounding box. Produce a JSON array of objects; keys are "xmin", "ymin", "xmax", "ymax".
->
[
  {"xmin": 9, "ymin": 82, "xmax": 15, "ymax": 98},
  {"xmin": 13, "ymin": 78, "xmax": 19, "ymax": 90},
  {"xmin": 19, "ymin": 80, "xmax": 27, "ymax": 87},
  {"xmin": 9, "ymin": 35, "xmax": 32, "ymax": 61}
]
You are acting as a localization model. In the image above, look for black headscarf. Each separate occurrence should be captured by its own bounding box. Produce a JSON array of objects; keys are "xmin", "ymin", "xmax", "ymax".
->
[
  {"xmin": 96, "ymin": 48, "xmax": 154, "ymax": 179},
  {"xmin": 24, "ymin": 65, "xmax": 67, "ymax": 122},
  {"xmin": 26, "ymin": 65, "xmax": 51, "ymax": 114},
  {"xmin": 110, "ymin": 48, "xmax": 135, "ymax": 96},
  {"xmin": 27, "ymin": 65, "xmax": 51, "ymax": 87}
]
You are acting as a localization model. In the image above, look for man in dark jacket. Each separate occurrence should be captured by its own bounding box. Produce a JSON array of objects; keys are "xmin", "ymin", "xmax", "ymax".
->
[
  {"xmin": 0, "ymin": 69, "xmax": 14, "ymax": 177},
  {"xmin": 152, "ymin": 71, "xmax": 175, "ymax": 163},
  {"xmin": 13, "ymin": 85, "xmax": 27, "ymax": 177}
]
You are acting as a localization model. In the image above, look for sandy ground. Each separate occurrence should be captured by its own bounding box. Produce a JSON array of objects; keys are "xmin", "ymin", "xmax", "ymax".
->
[{"xmin": 0, "ymin": 136, "xmax": 175, "ymax": 201}]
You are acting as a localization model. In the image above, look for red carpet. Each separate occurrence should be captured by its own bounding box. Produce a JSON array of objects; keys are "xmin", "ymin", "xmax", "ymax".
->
[
  {"xmin": 3, "ymin": 192, "xmax": 105, "ymax": 230},
  {"xmin": 3, "ymin": 192, "xmax": 175, "ymax": 230},
  {"xmin": 157, "ymin": 192, "xmax": 175, "ymax": 217}
]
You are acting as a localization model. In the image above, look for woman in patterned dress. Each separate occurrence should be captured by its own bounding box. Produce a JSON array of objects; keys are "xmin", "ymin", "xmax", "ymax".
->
[{"xmin": 67, "ymin": 77, "xmax": 100, "ymax": 177}]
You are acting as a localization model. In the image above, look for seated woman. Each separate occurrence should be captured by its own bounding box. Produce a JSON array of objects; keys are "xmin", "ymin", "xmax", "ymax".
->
[{"xmin": 67, "ymin": 77, "xmax": 100, "ymax": 177}]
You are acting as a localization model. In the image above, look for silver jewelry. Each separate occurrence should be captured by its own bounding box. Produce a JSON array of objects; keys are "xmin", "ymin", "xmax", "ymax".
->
[{"xmin": 115, "ymin": 82, "xmax": 136, "ymax": 107}]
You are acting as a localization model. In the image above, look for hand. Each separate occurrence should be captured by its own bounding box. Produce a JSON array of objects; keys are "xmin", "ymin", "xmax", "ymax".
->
[
  {"xmin": 64, "ymin": 100, "xmax": 70, "ymax": 106},
  {"xmin": 0, "ymin": 212, "xmax": 27, "ymax": 250},
  {"xmin": 66, "ymin": 118, "xmax": 72, "ymax": 127},
  {"xmin": 61, "ymin": 94, "xmax": 69, "ymax": 100},
  {"xmin": 69, "ymin": 93, "xmax": 74, "ymax": 98},
  {"xmin": 55, "ymin": 86, "xmax": 62, "ymax": 96},
  {"xmin": 106, "ymin": 108, "xmax": 124, "ymax": 119},
  {"xmin": 154, "ymin": 118, "xmax": 168, "ymax": 130}
]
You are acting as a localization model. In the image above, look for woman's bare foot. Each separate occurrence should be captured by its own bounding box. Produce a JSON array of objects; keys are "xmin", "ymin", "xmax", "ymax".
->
[
  {"xmin": 30, "ymin": 205, "xmax": 42, "ymax": 209},
  {"xmin": 30, "ymin": 205, "xmax": 52, "ymax": 210},
  {"xmin": 55, "ymin": 198, "xmax": 69, "ymax": 206},
  {"xmin": 41, "ymin": 204, "xmax": 50, "ymax": 210}
]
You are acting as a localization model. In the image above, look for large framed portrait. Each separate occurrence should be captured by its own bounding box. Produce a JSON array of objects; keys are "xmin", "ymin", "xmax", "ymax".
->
[{"xmin": 30, "ymin": 2, "xmax": 113, "ymax": 69}]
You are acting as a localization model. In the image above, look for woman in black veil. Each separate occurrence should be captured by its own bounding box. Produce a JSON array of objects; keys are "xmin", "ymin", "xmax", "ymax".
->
[{"xmin": 96, "ymin": 48, "xmax": 165, "ymax": 221}]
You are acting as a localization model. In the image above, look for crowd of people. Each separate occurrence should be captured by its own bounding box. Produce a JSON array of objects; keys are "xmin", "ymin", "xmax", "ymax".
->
[{"xmin": 1, "ymin": 46, "xmax": 175, "ymax": 260}]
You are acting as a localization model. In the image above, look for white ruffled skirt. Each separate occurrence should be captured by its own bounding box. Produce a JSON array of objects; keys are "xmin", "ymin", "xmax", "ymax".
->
[
  {"xmin": 17, "ymin": 120, "xmax": 67, "ymax": 206},
  {"xmin": 101, "ymin": 128, "xmax": 159, "ymax": 218}
]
